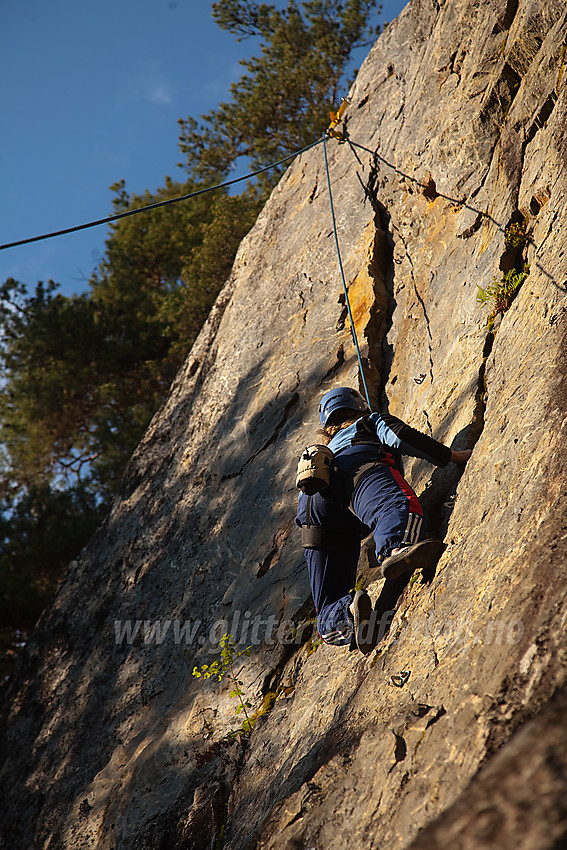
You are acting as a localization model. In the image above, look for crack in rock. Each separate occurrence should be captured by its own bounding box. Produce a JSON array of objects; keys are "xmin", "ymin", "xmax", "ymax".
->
[{"xmin": 221, "ymin": 387, "xmax": 300, "ymax": 482}]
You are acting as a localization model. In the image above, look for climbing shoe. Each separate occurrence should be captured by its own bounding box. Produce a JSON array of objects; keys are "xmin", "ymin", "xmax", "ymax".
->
[
  {"xmin": 351, "ymin": 589, "xmax": 374, "ymax": 655},
  {"xmin": 380, "ymin": 539, "xmax": 445, "ymax": 581}
]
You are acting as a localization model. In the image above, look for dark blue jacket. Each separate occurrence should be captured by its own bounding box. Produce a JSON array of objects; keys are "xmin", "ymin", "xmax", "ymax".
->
[{"xmin": 328, "ymin": 412, "xmax": 451, "ymax": 477}]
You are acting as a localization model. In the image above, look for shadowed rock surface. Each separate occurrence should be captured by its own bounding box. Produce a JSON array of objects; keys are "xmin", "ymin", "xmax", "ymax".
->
[{"xmin": 1, "ymin": 0, "xmax": 567, "ymax": 848}]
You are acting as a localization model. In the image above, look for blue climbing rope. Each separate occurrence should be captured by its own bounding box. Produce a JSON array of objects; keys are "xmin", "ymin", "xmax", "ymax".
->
[{"xmin": 322, "ymin": 132, "xmax": 372, "ymax": 410}]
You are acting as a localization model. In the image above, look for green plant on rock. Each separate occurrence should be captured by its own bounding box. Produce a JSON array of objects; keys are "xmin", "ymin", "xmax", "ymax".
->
[
  {"xmin": 192, "ymin": 632, "xmax": 255, "ymax": 735},
  {"xmin": 409, "ymin": 572, "xmax": 422, "ymax": 589},
  {"xmin": 476, "ymin": 264, "xmax": 530, "ymax": 322},
  {"xmin": 305, "ymin": 635, "xmax": 323, "ymax": 657},
  {"xmin": 504, "ymin": 218, "xmax": 528, "ymax": 249}
]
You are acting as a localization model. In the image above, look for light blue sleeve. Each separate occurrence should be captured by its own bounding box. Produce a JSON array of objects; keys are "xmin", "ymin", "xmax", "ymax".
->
[{"xmin": 369, "ymin": 412, "xmax": 402, "ymax": 450}]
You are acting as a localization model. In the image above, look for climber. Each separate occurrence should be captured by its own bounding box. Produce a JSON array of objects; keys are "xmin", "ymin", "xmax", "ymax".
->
[{"xmin": 295, "ymin": 386, "xmax": 472, "ymax": 653}]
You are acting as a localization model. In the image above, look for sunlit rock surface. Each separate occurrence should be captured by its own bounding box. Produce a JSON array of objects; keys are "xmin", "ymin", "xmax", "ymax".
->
[{"xmin": 1, "ymin": 0, "xmax": 567, "ymax": 847}]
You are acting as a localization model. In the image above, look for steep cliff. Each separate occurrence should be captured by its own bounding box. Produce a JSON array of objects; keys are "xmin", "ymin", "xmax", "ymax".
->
[{"xmin": 2, "ymin": 0, "xmax": 567, "ymax": 848}]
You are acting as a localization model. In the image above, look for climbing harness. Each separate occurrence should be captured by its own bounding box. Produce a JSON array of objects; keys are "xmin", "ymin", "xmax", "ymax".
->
[
  {"xmin": 301, "ymin": 524, "xmax": 361, "ymax": 550},
  {"xmin": 296, "ymin": 444, "xmax": 334, "ymax": 495}
]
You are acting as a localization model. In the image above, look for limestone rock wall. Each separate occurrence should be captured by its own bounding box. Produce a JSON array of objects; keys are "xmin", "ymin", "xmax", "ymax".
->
[{"xmin": 1, "ymin": 0, "xmax": 567, "ymax": 848}]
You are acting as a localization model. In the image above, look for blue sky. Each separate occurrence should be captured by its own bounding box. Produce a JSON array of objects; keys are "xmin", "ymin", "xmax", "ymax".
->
[{"xmin": 1, "ymin": 0, "xmax": 406, "ymax": 297}]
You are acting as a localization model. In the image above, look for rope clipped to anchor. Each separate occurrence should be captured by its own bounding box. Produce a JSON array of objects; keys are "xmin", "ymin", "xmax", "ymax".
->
[
  {"xmin": 323, "ymin": 99, "xmax": 372, "ymax": 410},
  {"xmin": 327, "ymin": 97, "xmax": 349, "ymax": 141}
]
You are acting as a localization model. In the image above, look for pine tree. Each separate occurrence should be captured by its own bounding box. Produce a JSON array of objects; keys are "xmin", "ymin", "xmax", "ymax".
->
[{"xmin": 178, "ymin": 1, "xmax": 381, "ymax": 185}]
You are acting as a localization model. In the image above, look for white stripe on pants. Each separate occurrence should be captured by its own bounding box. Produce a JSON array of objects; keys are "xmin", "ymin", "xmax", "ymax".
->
[{"xmin": 401, "ymin": 512, "xmax": 422, "ymax": 546}]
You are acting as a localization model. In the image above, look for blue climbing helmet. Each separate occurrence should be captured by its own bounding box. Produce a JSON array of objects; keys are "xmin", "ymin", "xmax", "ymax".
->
[{"xmin": 319, "ymin": 387, "xmax": 370, "ymax": 428}]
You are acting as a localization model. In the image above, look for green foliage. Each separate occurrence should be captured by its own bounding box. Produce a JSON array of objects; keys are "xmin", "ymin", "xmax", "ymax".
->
[
  {"xmin": 178, "ymin": 0, "xmax": 381, "ymax": 186},
  {"xmin": 0, "ymin": 484, "xmax": 106, "ymax": 626},
  {"xmin": 409, "ymin": 571, "xmax": 422, "ymax": 589},
  {"xmin": 193, "ymin": 633, "xmax": 255, "ymax": 735},
  {"xmin": 476, "ymin": 264, "xmax": 530, "ymax": 318},
  {"xmin": 0, "ymin": 276, "xmax": 161, "ymax": 496},
  {"xmin": 477, "ymin": 213, "xmax": 530, "ymax": 327},
  {"xmin": 504, "ymin": 219, "xmax": 528, "ymax": 249},
  {"xmin": 305, "ymin": 635, "xmax": 322, "ymax": 656}
]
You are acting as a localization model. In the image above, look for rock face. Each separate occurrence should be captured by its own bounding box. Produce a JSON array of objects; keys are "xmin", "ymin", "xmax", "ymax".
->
[{"xmin": 2, "ymin": 0, "xmax": 567, "ymax": 848}]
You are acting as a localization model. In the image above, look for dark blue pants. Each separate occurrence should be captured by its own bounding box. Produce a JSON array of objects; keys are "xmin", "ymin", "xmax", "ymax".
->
[{"xmin": 296, "ymin": 464, "xmax": 425, "ymax": 646}]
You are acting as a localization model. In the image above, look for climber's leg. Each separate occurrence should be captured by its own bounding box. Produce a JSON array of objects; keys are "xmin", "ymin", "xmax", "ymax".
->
[
  {"xmin": 352, "ymin": 464, "xmax": 426, "ymax": 560},
  {"xmin": 352, "ymin": 465, "xmax": 444, "ymax": 580},
  {"xmin": 380, "ymin": 538, "xmax": 446, "ymax": 580},
  {"xmin": 303, "ymin": 546, "xmax": 358, "ymax": 645},
  {"xmin": 296, "ymin": 492, "xmax": 368, "ymax": 646}
]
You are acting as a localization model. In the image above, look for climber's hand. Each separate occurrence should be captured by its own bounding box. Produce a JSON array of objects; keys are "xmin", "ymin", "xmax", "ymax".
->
[{"xmin": 451, "ymin": 449, "xmax": 472, "ymax": 465}]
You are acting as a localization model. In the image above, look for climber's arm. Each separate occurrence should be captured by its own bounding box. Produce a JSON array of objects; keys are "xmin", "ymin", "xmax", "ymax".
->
[
  {"xmin": 450, "ymin": 449, "xmax": 472, "ymax": 465},
  {"xmin": 370, "ymin": 411, "xmax": 455, "ymax": 466}
]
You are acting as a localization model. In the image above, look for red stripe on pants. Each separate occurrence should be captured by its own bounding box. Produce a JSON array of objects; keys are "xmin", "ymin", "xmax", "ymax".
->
[{"xmin": 390, "ymin": 468, "xmax": 423, "ymax": 515}]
